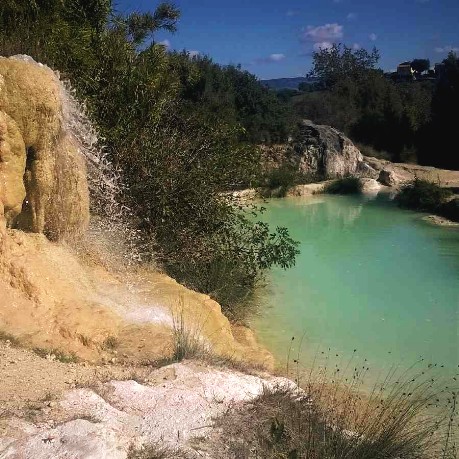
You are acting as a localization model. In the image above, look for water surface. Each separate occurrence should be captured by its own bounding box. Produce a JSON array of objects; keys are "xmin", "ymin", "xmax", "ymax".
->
[{"xmin": 251, "ymin": 194, "xmax": 459, "ymax": 377}]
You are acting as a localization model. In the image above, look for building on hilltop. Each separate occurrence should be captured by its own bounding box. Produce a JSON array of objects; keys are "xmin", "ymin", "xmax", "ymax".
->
[{"xmin": 396, "ymin": 62, "xmax": 415, "ymax": 81}]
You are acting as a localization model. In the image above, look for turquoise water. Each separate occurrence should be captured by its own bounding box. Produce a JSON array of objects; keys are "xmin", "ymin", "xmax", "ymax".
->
[{"xmin": 250, "ymin": 194, "xmax": 459, "ymax": 377}]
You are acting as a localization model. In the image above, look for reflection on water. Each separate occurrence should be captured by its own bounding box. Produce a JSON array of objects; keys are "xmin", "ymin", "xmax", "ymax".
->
[{"xmin": 251, "ymin": 194, "xmax": 459, "ymax": 381}]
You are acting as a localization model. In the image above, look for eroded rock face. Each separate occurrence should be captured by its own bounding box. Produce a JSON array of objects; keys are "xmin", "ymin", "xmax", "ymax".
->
[
  {"xmin": 262, "ymin": 120, "xmax": 373, "ymax": 180},
  {"xmin": 0, "ymin": 56, "xmax": 89, "ymax": 241},
  {"xmin": 294, "ymin": 121, "xmax": 365, "ymax": 178},
  {"xmin": 378, "ymin": 169, "xmax": 399, "ymax": 187}
]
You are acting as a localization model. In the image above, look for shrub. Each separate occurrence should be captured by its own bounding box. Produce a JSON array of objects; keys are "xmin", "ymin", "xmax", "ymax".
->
[
  {"xmin": 323, "ymin": 177, "xmax": 363, "ymax": 194},
  {"xmin": 102, "ymin": 336, "xmax": 119, "ymax": 351},
  {"xmin": 171, "ymin": 306, "xmax": 206, "ymax": 362},
  {"xmin": 396, "ymin": 178, "xmax": 452, "ymax": 212},
  {"xmin": 439, "ymin": 197, "xmax": 459, "ymax": 222},
  {"xmin": 266, "ymin": 165, "xmax": 297, "ymax": 189},
  {"xmin": 0, "ymin": 2, "xmax": 300, "ymax": 317}
]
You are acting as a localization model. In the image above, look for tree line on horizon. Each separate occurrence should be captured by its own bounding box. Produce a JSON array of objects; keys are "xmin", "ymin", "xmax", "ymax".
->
[{"xmin": 291, "ymin": 43, "xmax": 459, "ymax": 170}]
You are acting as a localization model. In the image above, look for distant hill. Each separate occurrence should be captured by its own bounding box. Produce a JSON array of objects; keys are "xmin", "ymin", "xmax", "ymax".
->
[{"xmin": 261, "ymin": 77, "xmax": 315, "ymax": 90}]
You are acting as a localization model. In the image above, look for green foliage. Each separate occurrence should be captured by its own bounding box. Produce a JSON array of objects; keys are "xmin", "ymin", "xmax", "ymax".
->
[
  {"xmin": 324, "ymin": 177, "xmax": 363, "ymax": 194},
  {"xmin": 167, "ymin": 54, "xmax": 294, "ymax": 144},
  {"xmin": 309, "ymin": 43, "xmax": 380, "ymax": 89},
  {"xmin": 120, "ymin": 4, "xmax": 180, "ymax": 45},
  {"xmin": 260, "ymin": 164, "xmax": 298, "ymax": 197},
  {"xmin": 396, "ymin": 178, "xmax": 452, "ymax": 212},
  {"xmin": 418, "ymin": 52, "xmax": 459, "ymax": 170},
  {"xmin": 0, "ymin": 1, "xmax": 299, "ymax": 313},
  {"xmin": 291, "ymin": 45, "xmax": 438, "ymax": 165},
  {"xmin": 411, "ymin": 58, "xmax": 430, "ymax": 75}
]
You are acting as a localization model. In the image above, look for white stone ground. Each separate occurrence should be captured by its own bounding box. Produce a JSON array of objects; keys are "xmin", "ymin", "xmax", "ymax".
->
[{"xmin": 0, "ymin": 362, "xmax": 297, "ymax": 459}]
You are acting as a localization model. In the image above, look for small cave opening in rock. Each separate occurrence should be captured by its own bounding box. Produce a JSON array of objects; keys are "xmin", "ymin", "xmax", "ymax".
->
[{"xmin": 13, "ymin": 146, "xmax": 37, "ymax": 232}]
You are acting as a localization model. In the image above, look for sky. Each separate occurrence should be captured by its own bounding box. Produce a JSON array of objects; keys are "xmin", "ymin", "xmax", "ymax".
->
[{"xmin": 115, "ymin": 0, "xmax": 459, "ymax": 80}]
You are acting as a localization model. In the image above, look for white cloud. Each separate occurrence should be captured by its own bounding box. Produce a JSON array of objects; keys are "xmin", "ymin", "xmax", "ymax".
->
[
  {"xmin": 352, "ymin": 43, "xmax": 361, "ymax": 50},
  {"xmin": 255, "ymin": 53, "xmax": 287, "ymax": 64},
  {"xmin": 286, "ymin": 9, "xmax": 298, "ymax": 17},
  {"xmin": 188, "ymin": 50, "xmax": 200, "ymax": 58},
  {"xmin": 347, "ymin": 12, "xmax": 357, "ymax": 20},
  {"xmin": 158, "ymin": 39, "xmax": 171, "ymax": 50},
  {"xmin": 269, "ymin": 53, "xmax": 286, "ymax": 61},
  {"xmin": 435, "ymin": 45, "xmax": 459, "ymax": 53},
  {"xmin": 302, "ymin": 23, "xmax": 343, "ymax": 42},
  {"xmin": 369, "ymin": 33, "xmax": 377, "ymax": 41},
  {"xmin": 313, "ymin": 42, "xmax": 333, "ymax": 52}
]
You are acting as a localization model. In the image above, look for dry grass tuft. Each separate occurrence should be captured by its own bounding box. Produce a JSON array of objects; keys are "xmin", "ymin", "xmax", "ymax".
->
[
  {"xmin": 0, "ymin": 330, "xmax": 20, "ymax": 346},
  {"xmin": 127, "ymin": 443, "xmax": 188, "ymax": 459},
  {"xmin": 207, "ymin": 351, "xmax": 458, "ymax": 459}
]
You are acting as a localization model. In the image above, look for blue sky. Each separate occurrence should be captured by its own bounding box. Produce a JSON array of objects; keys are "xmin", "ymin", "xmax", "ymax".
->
[{"xmin": 115, "ymin": 0, "xmax": 459, "ymax": 80}]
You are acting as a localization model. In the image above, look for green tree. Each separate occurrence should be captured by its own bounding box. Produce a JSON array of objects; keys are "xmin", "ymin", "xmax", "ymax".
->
[
  {"xmin": 308, "ymin": 43, "xmax": 380, "ymax": 88},
  {"xmin": 411, "ymin": 58, "xmax": 430, "ymax": 76},
  {"xmin": 418, "ymin": 52, "xmax": 459, "ymax": 169}
]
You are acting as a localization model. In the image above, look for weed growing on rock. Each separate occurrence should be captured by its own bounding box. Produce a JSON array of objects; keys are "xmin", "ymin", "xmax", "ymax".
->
[
  {"xmin": 77, "ymin": 334, "xmax": 91, "ymax": 347},
  {"xmin": 171, "ymin": 306, "xmax": 207, "ymax": 362},
  {"xmin": 32, "ymin": 347, "xmax": 79, "ymax": 364},
  {"xmin": 0, "ymin": 330, "xmax": 20, "ymax": 347},
  {"xmin": 102, "ymin": 336, "xmax": 119, "ymax": 351}
]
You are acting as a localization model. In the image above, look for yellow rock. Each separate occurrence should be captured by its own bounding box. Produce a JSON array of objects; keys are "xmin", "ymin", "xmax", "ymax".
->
[{"xmin": 0, "ymin": 56, "xmax": 89, "ymax": 241}]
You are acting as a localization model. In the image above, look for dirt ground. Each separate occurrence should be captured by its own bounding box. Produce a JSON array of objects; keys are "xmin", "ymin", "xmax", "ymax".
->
[{"xmin": 0, "ymin": 340, "xmax": 159, "ymax": 416}]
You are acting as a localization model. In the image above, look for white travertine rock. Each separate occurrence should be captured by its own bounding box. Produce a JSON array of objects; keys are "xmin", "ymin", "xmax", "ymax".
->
[{"xmin": 0, "ymin": 362, "xmax": 299, "ymax": 458}]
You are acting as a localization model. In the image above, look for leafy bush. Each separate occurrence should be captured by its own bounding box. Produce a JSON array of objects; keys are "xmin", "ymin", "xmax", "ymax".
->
[
  {"xmin": 396, "ymin": 178, "xmax": 452, "ymax": 212},
  {"xmin": 0, "ymin": 2, "xmax": 300, "ymax": 315},
  {"xmin": 324, "ymin": 177, "xmax": 363, "ymax": 194},
  {"xmin": 439, "ymin": 197, "xmax": 459, "ymax": 222},
  {"xmin": 259, "ymin": 164, "xmax": 297, "ymax": 198}
]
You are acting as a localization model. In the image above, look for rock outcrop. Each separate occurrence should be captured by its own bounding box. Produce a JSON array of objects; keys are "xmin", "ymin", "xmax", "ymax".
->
[
  {"xmin": 0, "ymin": 56, "xmax": 272, "ymax": 370},
  {"xmin": 293, "ymin": 120, "xmax": 367, "ymax": 178},
  {"xmin": 378, "ymin": 169, "xmax": 399, "ymax": 187},
  {"xmin": 0, "ymin": 56, "xmax": 89, "ymax": 241},
  {"xmin": 364, "ymin": 156, "xmax": 459, "ymax": 188},
  {"xmin": 262, "ymin": 121, "xmax": 459, "ymax": 189},
  {"xmin": 262, "ymin": 120, "xmax": 374, "ymax": 180}
]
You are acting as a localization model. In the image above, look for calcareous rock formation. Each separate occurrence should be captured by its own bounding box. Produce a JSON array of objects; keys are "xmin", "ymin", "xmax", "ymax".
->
[
  {"xmin": 262, "ymin": 120, "xmax": 459, "ymax": 190},
  {"xmin": 0, "ymin": 56, "xmax": 89, "ymax": 241},
  {"xmin": 1, "ymin": 362, "xmax": 297, "ymax": 458},
  {"xmin": 293, "ymin": 120, "xmax": 368, "ymax": 178},
  {"xmin": 262, "ymin": 120, "xmax": 375, "ymax": 180}
]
